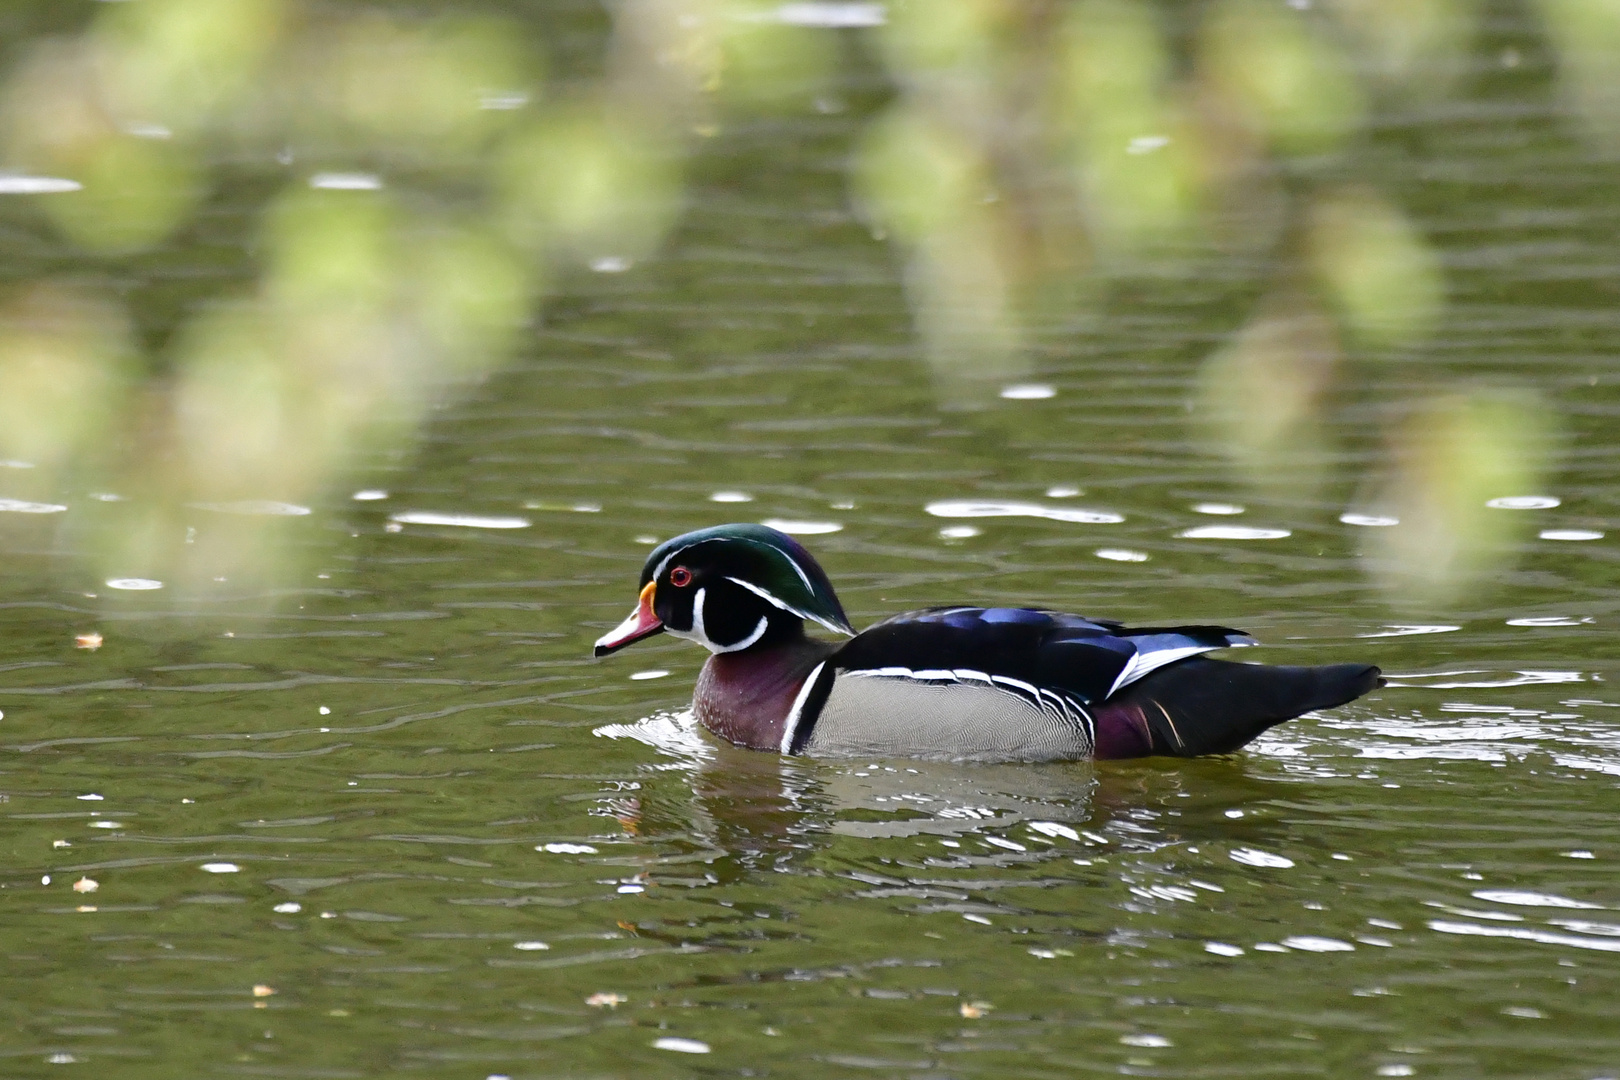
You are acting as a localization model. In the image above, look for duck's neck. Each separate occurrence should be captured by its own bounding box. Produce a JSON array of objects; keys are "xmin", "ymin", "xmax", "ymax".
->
[{"xmin": 693, "ymin": 630, "xmax": 838, "ymax": 752}]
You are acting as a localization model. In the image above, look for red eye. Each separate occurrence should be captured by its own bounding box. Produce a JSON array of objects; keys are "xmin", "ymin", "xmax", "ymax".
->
[{"xmin": 669, "ymin": 566, "xmax": 692, "ymax": 587}]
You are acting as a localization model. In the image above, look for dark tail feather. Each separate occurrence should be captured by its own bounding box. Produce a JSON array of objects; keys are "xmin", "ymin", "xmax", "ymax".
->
[{"xmin": 1093, "ymin": 659, "xmax": 1383, "ymax": 759}]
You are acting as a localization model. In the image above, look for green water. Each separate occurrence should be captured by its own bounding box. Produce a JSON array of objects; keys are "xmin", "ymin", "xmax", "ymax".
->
[{"xmin": 4, "ymin": 4, "xmax": 1620, "ymax": 1079}]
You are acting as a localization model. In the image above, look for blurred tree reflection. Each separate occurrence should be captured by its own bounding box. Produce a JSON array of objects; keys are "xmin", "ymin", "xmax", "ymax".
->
[{"xmin": 0, "ymin": 0, "xmax": 1605, "ymax": 601}]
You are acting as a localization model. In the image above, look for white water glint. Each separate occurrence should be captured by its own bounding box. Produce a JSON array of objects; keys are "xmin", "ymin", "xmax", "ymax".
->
[
  {"xmin": 1358, "ymin": 624, "xmax": 1461, "ymax": 638},
  {"xmin": 1363, "ymin": 722, "xmax": 1540, "ymax": 743},
  {"xmin": 1095, "ymin": 548, "xmax": 1148, "ymax": 562},
  {"xmin": 1428, "ymin": 919, "xmax": 1620, "ymax": 953},
  {"xmin": 388, "ymin": 512, "xmax": 530, "ymax": 529},
  {"xmin": 200, "ymin": 862, "xmax": 240, "ymax": 873},
  {"xmin": 761, "ymin": 519, "xmax": 842, "ymax": 535},
  {"xmin": 1045, "ymin": 485, "xmax": 1081, "ymax": 498},
  {"xmin": 653, "ymin": 1037, "xmax": 711, "ymax": 1054},
  {"xmin": 0, "ymin": 175, "xmax": 81, "ymax": 194},
  {"xmin": 1555, "ymin": 754, "xmax": 1620, "ymax": 776},
  {"xmin": 0, "ymin": 498, "xmax": 67, "ymax": 513},
  {"xmin": 106, "ymin": 578, "xmax": 163, "ymax": 590},
  {"xmin": 999, "ymin": 383, "xmax": 1055, "ymax": 400},
  {"xmin": 523, "ymin": 500, "xmax": 601, "ymax": 513},
  {"xmin": 1178, "ymin": 525, "xmax": 1290, "ymax": 540},
  {"xmin": 1386, "ymin": 670, "xmax": 1584, "ymax": 689},
  {"xmin": 773, "ymin": 1, "xmax": 886, "ymax": 27},
  {"xmin": 352, "ymin": 490, "xmax": 388, "ymax": 501},
  {"xmin": 710, "ymin": 492, "xmax": 753, "ymax": 503},
  {"xmin": 939, "ymin": 525, "xmax": 980, "ymax": 539},
  {"xmin": 539, "ymin": 843, "xmax": 599, "ymax": 855},
  {"xmin": 1120, "ymin": 1034, "xmax": 1171, "ymax": 1047},
  {"xmin": 1192, "ymin": 502, "xmax": 1244, "ymax": 515},
  {"xmin": 478, "ymin": 91, "xmax": 529, "ymax": 110},
  {"xmin": 1359, "ymin": 746, "xmax": 1509, "ymax": 761},
  {"xmin": 595, "ymin": 710, "xmax": 715, "ymax": 766},
  {"xmin": 1487, "ymin": 495, "xmax": 1559, "ymax": 509},
  {"xmin": 192, "ymin": 500, "xmax": 312, "ymax": 516},
  {"xmin": 1425, "ymin": 901, "xmax": 1523, "ymax": 922},
  {"xmin": 927, "ymin": 499, "xmax": 1123, "ymax": 525},
  {"xmin": 1547, "ymin": 919, "xmax": 1620, "ymax": 936},
  {"xmin": 1506, "ymin": 616, "xmax": 1591, "ymax": 627},
  {"xmin": 1540, "ymin": 529, "xmax": 1603, "ymax": 541},
  {"xmin": 310, "ymin": 172, "xmax": 382, "ymax": 190},
  {"xmin": 629, "ymin": 670, "xmax": 670, "ymax": 681},
  {"xmin": 1230, "ymin": 848, "xmax": 1294, "ymax": 869},
  {"xmin": 1341, "ymin": 512, "xmax": 1399, "ymax": 527},
  {"xmin": 1282, "ymin": 936, "xmax": 1356, "ymax": 952},
  {"xmin": 1471, "ymin": 889, "xmax": 1603, "ymax": 909}
]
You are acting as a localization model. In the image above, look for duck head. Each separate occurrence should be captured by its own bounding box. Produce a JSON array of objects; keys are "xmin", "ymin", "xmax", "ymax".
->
[{"xmin": 593, "ymin": 523, "xmax": 854, "ymax": 657}]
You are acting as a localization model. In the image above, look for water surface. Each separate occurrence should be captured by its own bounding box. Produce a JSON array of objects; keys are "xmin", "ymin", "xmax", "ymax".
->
[{"xmin": 3, "ymin": 5, "xmax": 1620, "ymax": 1079}]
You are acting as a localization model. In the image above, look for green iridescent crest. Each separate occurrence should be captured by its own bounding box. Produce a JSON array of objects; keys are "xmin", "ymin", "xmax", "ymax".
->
[{"xmin": 642, "ymin": 523, "xmax": 854, "ymax": 636}]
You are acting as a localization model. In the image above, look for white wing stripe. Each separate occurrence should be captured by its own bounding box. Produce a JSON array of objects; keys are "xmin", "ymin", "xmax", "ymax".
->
[{"xmin": 1105, "ymin": 644, "xmax": 1218, "ymax": 699}]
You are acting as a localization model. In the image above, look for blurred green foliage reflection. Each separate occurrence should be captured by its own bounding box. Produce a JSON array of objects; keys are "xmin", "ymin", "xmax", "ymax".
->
[{"xmin": 0, "ymin": 0, "xmax": 1610, "ymax": 601}]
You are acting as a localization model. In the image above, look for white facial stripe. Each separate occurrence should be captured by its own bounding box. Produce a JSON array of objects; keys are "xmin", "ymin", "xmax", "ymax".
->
[
  {"xmin": 725, "ymin": 576, "xmax": 852, "ymax": 637},
  {"xmin": 649, "ymin": 546, "xmax": 682, "ymax": 588},
  {"xmin": 653, "ymin": 537, "xmax": 811, "ymax": 591},
  {"xmin": 681, "ymin": 586, "xmax": 770, "ymax": 654},
  {"xmin": 779, "ymin": 661, "xmax": 827, "ymax": 754}
]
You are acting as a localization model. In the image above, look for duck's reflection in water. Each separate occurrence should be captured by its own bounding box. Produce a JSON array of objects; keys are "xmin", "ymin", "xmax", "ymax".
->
[
  {"xmin": 595, "ymin": 709, "xmax": 1325, "ymax": 881},
  {"xmin": 595, "ymin": 709, "xmax": 1099, "ymax": 873}
]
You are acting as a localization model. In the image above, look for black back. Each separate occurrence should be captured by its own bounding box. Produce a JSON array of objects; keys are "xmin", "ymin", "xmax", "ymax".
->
[{"xmin": 832, "ymin": 606, "xmax": 1252, "ymax": 704}]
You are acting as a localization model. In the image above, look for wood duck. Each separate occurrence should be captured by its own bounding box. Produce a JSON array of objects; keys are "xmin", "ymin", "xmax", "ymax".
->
[{"xmin": 593, "ymin": 523, "xmax": 1381, "ymax": 762}]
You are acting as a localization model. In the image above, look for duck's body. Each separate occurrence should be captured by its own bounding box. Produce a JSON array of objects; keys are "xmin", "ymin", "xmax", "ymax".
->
[{"xmin": 595, "ymin": 524, "xmax": 1381, "ymax": 763}]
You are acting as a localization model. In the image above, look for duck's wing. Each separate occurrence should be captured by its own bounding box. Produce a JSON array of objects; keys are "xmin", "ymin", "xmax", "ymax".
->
[{"xmin": 833, "ymin": 607, "xmax": 1252, "ymax": 704}]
